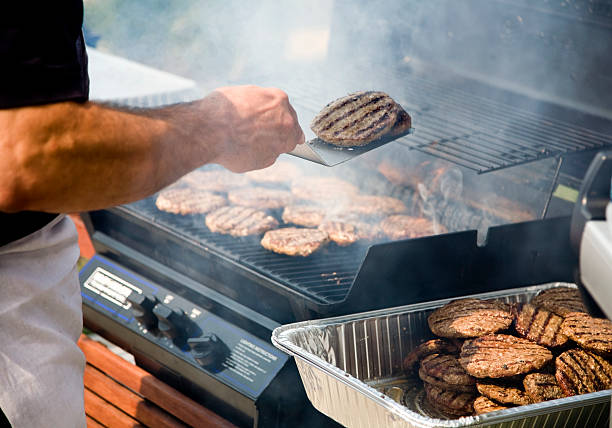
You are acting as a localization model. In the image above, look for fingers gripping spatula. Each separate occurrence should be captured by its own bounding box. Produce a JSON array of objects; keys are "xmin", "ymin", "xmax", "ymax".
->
[{"xmin": 287, "ymin": 91, "xmax": 414, "ymax": 167}]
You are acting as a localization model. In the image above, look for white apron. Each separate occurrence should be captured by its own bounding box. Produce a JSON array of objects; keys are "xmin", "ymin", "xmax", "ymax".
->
[{"xmin": 0, "ymin": 215, "xmax": 85, "ymax": 428}]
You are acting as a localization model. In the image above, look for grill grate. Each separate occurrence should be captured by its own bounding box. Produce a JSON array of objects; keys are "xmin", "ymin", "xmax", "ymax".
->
[
  {"xmin": 274, "ymin": 69, "xmax": 612, "ymax": 173},
  {"xmin": 126, "ymin": 199, "xmax": 366, "ymax": 305}
]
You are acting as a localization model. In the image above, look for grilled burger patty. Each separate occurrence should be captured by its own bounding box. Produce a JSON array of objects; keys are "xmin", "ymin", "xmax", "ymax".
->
[
  {"xmin": 418, "ymin": 353, "xmax": 476, "ymax": 392},
  {"xmin": 523, "ymin": 373, "xmax": 564, "ymax": 403},
  {"xmin": 282, "ymin": 204, "xmax": 327, "ymax": 227},
  {"xmin": 555, "ymin": 349, "xmax": 612, "ymax": 396},
  {"xmin": 423, "ymin": 383, "xmax": 476, "ymax": 416},
  {"xmin": 476, "ymin": 381, "xmax": 531, "ymax": 406},
  {"xmin": 155, "ymin": 188, "xmax": 227, "ymax": 215},
  {"xmin": 205, "ymin": 206, "xmax": 278, "ymax": 237},
  {"xmin": 380, "ymin": 215, "xmax": 441, "ymax": 240},
  {"xmin": 178, "ymin": 168, "xmax": 250, "ymax": 192},
  {"xmin": 310, "ymin": 91, "xmax": 411, "ymax": 147},
  {"xmin": 260, "ymin": 227, "xmax": 329, "ymax": 257},
  {"xmin": 473, "ymin": 396, "xmax": 509, "ymax": 415},
  {"xmin": 227, "ymin": 187, "xmax": 292, "ymax": 210},
  {"xmin": 530, "ymin": 286, "xmax": 587, "ymax": 317},
  {"xmin": 514, "ymin": 303, "xmax": 568, "ymax": 348},
  {"xmin": 317, "ymin": 221, "xmax": 358, "ymax": 246},
  {"xmin": 428, "ymin": 298, "xmax": 514, "ymax": 339},
  {"xmin": 403, "ymin": 339, "xmax": 459, "ymax": 374},
  {"xmin": 459, "ymin": 334, "xmax": 553, "ymax": 378},
  {"xmin": 560, "ymin": 312, "xmax": 612, "ymax": 357}
]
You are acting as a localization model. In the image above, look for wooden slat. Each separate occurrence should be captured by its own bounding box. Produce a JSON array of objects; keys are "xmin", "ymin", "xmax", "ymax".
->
[
  {"xmin": 85, "ymin": 364, "xmax": 187, "ymax": 428},
  {"xmin": 86, "ymin": 415, "xmax": 105, "ymax": 428},
  {"xmin": 78, "ymin": 335, "xmax": 237, "ymax": 428},
  {"xmin": 84, "ymin": 388, "xmax": 144, "ymax": 428}
]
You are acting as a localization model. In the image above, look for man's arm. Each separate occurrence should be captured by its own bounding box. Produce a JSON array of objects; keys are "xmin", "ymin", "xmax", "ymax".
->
[{"xmin": 0, "ymin": 85, "xmax": 304, "ymax": 213}]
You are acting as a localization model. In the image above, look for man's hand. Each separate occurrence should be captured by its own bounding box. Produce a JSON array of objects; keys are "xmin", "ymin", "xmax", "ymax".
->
[{"xmin": 202, "ymin": 86, "xmax": 305, "ymax": 172}]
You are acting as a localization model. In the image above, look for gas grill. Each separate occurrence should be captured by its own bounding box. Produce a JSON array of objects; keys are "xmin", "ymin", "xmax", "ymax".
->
[{"xmin": 81, "ymin": 1, "xmax": 612, "ymax": 426}]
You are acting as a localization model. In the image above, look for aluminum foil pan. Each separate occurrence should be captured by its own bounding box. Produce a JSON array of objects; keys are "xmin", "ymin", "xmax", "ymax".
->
[{"xmin": 272, "ymin": 283, "xmax": 611, "ymax": 427}]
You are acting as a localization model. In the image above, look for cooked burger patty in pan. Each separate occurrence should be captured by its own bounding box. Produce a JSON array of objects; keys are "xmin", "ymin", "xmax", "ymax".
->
[
  {"xmin": 555, "ymin": 348, "xmax": 612, "ymax": 396},
  {"xmin": 473, "ymin": 396, "xmax": 509, "ymax": 415},
  {"xmin": 514, "ymin": 303, "xmax": 568, "ymax": 348},
  {"xmin": 530, "ymin": 286, "xmax": 588, "ymax": 317},
  {"xmin": 403, "ymin": 339, "xmax": 460, "ymax": 374},
  {"xmin": 476, "ymin": 381, "xmax": 531, "ymax": 406},
  {"xmin": 418, "ymin": 353, "xmax": 476, "ymax": 392},
  {"xmin": 560, "ymin": 312, "xmax": 612, "ymax": 357},
  {"xmin": 310, "ymin": 91, "xmax": 411, "ymax": 147},
  {"xmin": 423, "ymin": 383, "xmax": 475, "ymax": 417},
  {"xmin": 523, "ymin": 373, "xmax": 564, "ymax": 403}
]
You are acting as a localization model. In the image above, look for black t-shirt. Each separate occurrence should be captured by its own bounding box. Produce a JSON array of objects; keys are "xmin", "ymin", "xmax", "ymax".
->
[{"xmin": 0, "ymin": 1, "xmax": 89, "ymax": 246}]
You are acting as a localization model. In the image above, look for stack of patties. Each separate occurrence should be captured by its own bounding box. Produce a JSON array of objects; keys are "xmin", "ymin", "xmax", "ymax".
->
[{"xmin": 403, "ymin": 285, "xmax": 612, "ymax": 419}]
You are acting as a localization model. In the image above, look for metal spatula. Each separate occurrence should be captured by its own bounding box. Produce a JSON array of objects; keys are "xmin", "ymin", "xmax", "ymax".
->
[{"xmin": 288, "ymin": 127, "xmax": 415, "ymax": 167}]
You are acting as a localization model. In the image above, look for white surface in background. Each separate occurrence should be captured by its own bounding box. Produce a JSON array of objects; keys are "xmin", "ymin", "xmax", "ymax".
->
[
  {"xmin": 580, "ymin": 219, "xmax": 612, "ymax": 320},
  {"xmin": 87, "ymin": 48, "xmax": 197, "ymax": 101}
]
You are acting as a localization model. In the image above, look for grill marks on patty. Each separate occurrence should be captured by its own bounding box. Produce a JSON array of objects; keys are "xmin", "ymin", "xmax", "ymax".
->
[
  {"xmin": 423, "ymin": 383, "xmax": 476, "ymax": 416},
  {"xmin": 476, "ymin": 381, "xmax": 531, "ymax": 406},
  {"xmin": 530, "ymin": 286, "xmax": 588, "ymax": 317},
  {"xmin": 155, "ymin": 188, "xmax": 227, "ymax": 215},
  {"xmin": 428, "ymin": 299, "xmax": 514, "ymax": 339},
  {"xmin": 310, "ymin": 91, "xmax": 411, "ymax": 147},
  {"xmin": 260, "ymin": 227, "xmax": 329, "ymax": 257},
  {"xmin": 418, "ymin": 353, "xmax": 476, "ymax": 392},
  {"xmin": 403, "ymin": 339, "xmax": 460, "ymax": 374},
  {"xmin": 282, "ymin": 205, "xmax": 327, "ymax": 228},
  {"xmin": 561, "ymin": 312, "xmax": 612, "ymax": 357},
  {"xmin": 523, "ymin": 373, "xmax": 564, "ymax": 402},
  {"xmin": 473, "ymin": 396, "xmax": 508, "ymax": 414},
  {"xmin": 205, "ymin": 206, "xmax": 278, "ymax": 237},
  {"xmin": 459, "ymin": 334, "xmax": 553, "ymax": 378},
  {"xmin": 514, "ymin": 303, "xmax": 568, "ymax": 348},
  {"xmin": 555, "ymin": 349, "xmax": 612, "ymax": 396}
]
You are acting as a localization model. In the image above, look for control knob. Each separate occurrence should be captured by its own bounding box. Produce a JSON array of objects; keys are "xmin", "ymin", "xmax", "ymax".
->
[
  {"xmin": 127, "ymin": 292, "xmax": 158, "ymax": 330},
  {"xmin": 188, "ymin": 334, "xmax": 230, "ymax": 371},
  {"xmin": 152, "ymin": 303, "xmax": 193, "ymax": 343}
]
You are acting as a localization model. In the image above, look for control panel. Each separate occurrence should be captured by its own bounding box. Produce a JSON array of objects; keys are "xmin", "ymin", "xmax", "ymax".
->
[{"xmin": 79, "ymin": 254, "xmax": 288, "ymax": 400}]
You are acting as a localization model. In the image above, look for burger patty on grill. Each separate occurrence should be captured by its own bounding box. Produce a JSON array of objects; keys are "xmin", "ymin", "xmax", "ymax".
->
[
  {"xmin": 428, "ymin": 298, "xmax": 514, "ymax": 339},
  {"xmin": 459, "ymin": 334, "xmax": 553, "ymax": 378},
  {"xmin": 530, "ymin": 286, "xmax": 587, "ymax": 317},
  {"xmin": 227, "ymin": 187, "xmax": 293, "ymax": 210},
  {"xmin": 514, "ymin": 303, "xmax": 568, "ymax": 348},
  {"xmin": 205, "ymin": 206, "xmax": 279, "ymax": 237},
  {"xmin": 347, "ymin": 195, "xmax": 407, "ymax": 217},
  {"xmin": 555, "ymin": 349, "xmax": 612, "ymax": 396},
  {"xmin": 310, "ymin": 91, "xmax": 411, "ymax": 147},
  {"xmin": 380, "ymin": 215, "xmax": 443, "ymax": 240},
  {"xmin": 317, "ymin": 220, "xmax": 358, "ymax": 246},
  {"xmin": 155, "ymin": 188, "xmax": 227, "ymax": 215},
  {"xmin": 560, "ymin": 312, "xmax": 612, "ymax": 357},
  {"xmin": 260, "ymin": 227, "xmax": 329, "ymax": 257},
  {"xmin": 282, "ymin": 204, "xmax": 327, "ymax": 227},
  {"xmin": 178, "ymin": 168, "xmax": 250, "ymax": 192}
]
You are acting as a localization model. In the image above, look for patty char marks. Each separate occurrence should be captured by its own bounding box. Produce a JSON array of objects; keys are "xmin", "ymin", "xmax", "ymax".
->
[
  {"xmin": 555, "ymin": 349, "xmax": 612, "ymax": 396},
  {"xmin": 419, "ymin": 353, "xmax": 476, "ymax": 392},
  {"xmin": 514, "ymin": 303, "xmax": 568, "ymax": 348},
  {"xmin": 523, "ymin": 373, "xmax": 564, "ymax": 403},
  {"xmin": 530, "ymin": 286, "xmax": 588, "ymax": 317},
  {"xmin": 473, "ymin": 396, "xmax": 509, "ymax": 415},
  {"xmin": 561, "ymin": 312, "xmax": 612, "ymax": 357},
  {"xmin": 260, "ymin": 227, "xmax": 329, "ymax": 257},
  {"xmin": 245, "ymin": 160, "xmax": 302, "ymax": 184},
  {"xmin": 476, "ymin": 381, "xmax": 531, "ymax": 406},
  {"xmin": 291, "ymin": 177, "xmax": 358, "ymax": 202},
  {"xmin": 428, "ymin": 298, "xmax": 514, "ymax": 339},
  {"xmin": 178, "ymin": 168, "xmax": 250, "ymax": 192},
  {"xmin": 282, "ymin": 204, "xmax": 326, "ymax": 227},
  {"xmin": 155, "ymin": 188, "xmax": 227, "ymax": 215},
  {"xmin": 403, "ymin": 339, "xmax": 459, "ymax": 374},
  {"xmin": 310, "ymin": 91, "xmax": 411, "ymax": 147},
  {"xmin": 227, "ymin": 187, "xmax": 292, "ymax": 210},
  {"xmin": 459, "ymin": 334, "xmax": 553, "ymax": 378},
  {"xmin": 380, "ymin": 215, "xmax": 444, "ymax": 240},
  {"xmin": 318, "ymin": 221, "xmax": 358, "ymax": 246},
  {"xmin": 423, "ymin": 383, "xmax": 476, "ymax": 416},
  {"xmin": 205, "ymin": 206, "xmax": 278, "ymax": 237}
]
